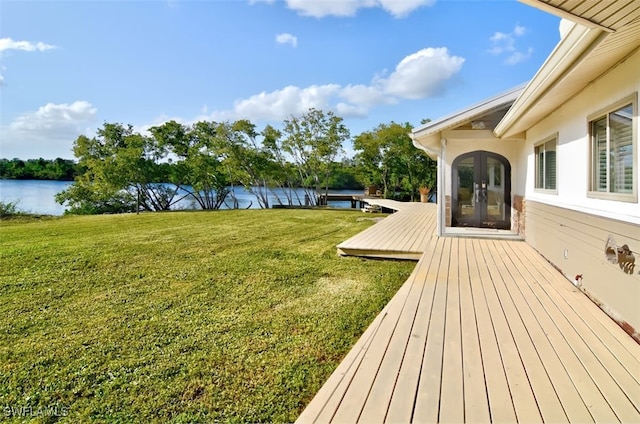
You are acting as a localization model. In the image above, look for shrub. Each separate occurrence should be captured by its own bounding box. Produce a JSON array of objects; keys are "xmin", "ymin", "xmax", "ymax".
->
[{"xmin": 0, "ymin": 200, "xmax": 20, "ymax": 217}]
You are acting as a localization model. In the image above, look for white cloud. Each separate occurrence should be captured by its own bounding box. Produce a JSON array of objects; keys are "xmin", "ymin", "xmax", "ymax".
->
[
  {"xmin": 215, "ymin": 84, "xmax": 342, "ymax": 121},
  {"xmin": 378, "ymin": 0, "xmax": 436, "ymax": 18},
  {"xmin": 2, "ymin": 101, "xmax": 97, "ymax": 159},
  {"xmin": 339, "ymin": 84, "xmax": 390, "ymax": 106},
  {"xmin": 488, "ymin": 24, "xmax": 532, "ymax": 65},
  {"xmin": 382, "ymin": 47, "xmax": 464, "ymax": 98},
  {"xmin": 276, "ymin": 33, "xmax": 298, "ymax": 47},
  {"xmin": 505, "ymin": 47, "xmax": 533, "ymax": 65},
  {"xmin": 204, "ymin": 46, "xmax": 464, "ymax": 122},
  {"xmin": 0, "ymin": 38, "xmax": 56, "ymax": 53},
  {"xmin": 276, "ymin": 0, "xmax": 433, "ymax": 18},
  {"xmin": 335, "ymin": 102, "xmax": 368, "ymax": 118},
  {"xmin": 513, "ymin": 24, "xmax": 526, "ymax": 37},
  {"xmin": 10, "ymin": 101, "xmax": 96, "ymax": 135},
  {"xmin": 0, "ymin": 38, "xmax": 56, "ymax": 87}
]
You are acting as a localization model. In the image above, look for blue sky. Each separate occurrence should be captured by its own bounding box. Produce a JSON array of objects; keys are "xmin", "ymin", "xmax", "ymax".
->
[{"xmin": 1, "ymin": 0, "xmax": 561, "ymax": 160}]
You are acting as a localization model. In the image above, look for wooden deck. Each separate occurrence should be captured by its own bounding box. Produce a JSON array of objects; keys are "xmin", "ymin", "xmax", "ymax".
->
[
  {"xmin": 337, "ymin": 202, "xmax": 437, "ymax": 260},
  {"xmin": 299, "ymin": 205, "xmax": 640, "ymax": 423}
]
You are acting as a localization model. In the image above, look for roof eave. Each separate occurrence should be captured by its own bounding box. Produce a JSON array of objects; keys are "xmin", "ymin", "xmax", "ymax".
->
[
  {"xmin": 412, "ymin": 83, "xmax": 526, "ymax": 143},
  {"xmin": 518, "ymin": 0, "xmax": 614, "ymax": 32},
  {"xmin": 494, "ymin": 24, "xmax": 605, "ymax": 138}
]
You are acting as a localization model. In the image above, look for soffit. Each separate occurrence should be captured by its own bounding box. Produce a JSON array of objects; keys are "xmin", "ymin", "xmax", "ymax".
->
[
  {"xmin": 519, "ymin": 0, "xmax": 640, "ymax": 32},
  {"xmin": 495, "ymin": 17, "xmax": 640, "ymax": 138},
  {"xmin": 412, "ymin": 84, "xmax": 525, "ymax": 150}
]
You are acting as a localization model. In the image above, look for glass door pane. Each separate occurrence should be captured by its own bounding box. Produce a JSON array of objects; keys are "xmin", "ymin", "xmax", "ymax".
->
[
  {"xmin": 456, "ymin": 156, "xmax": 476, "ymax": 222},
  {"xmin": 486, "ymin": 157, "xmax": 505, "ymax": 222}
]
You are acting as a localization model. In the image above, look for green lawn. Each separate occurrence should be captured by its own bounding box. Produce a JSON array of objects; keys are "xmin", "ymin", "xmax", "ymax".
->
[{"xmin": 0, "ymin": 210, "xmax": 415, "ymax": 423}]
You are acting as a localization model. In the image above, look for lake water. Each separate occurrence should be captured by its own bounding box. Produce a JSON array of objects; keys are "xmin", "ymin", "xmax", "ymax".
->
[{"xmin": 0, "ymin": 180, "xmax": 363, "ymax": 215}]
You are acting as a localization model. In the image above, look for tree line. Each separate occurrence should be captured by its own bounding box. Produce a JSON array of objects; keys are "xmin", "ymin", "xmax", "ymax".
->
[
  {"xmin": 6, "ymin": 108, "xmax": 436, "ymax": 214},
  {"xmin": 0, "ymin": 158, "xmax": 81, "ymax": 181}
]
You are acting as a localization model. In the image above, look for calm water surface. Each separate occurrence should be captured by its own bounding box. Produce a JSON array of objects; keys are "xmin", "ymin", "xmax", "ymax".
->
[
  {"xmin": 0, "ymin": 180, "xmax": 362, "ymax": 216},
  {"xmin": 1, "ymin": 180, "xmax": 72, "ymax": 215}
]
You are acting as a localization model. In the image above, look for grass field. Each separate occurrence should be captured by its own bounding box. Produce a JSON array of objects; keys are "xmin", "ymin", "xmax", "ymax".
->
[{"xmin": 0, "ymin": 210, "xmax": 415, "ymax": 423}]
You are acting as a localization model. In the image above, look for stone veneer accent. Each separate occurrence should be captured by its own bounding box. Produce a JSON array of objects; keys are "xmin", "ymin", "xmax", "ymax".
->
[
  {"xmin": 512, "ymin": 195, "xmax": 526, "ymax": 237},
  {"xmin": 445, "ymin": 195, "xmax": 452, "ymax": 227}
]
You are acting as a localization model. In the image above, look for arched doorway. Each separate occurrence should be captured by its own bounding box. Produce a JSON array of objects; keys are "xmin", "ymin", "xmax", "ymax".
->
[{"xmin": 452, "ymin": 151, "xmax": 511, "ymax": 229}]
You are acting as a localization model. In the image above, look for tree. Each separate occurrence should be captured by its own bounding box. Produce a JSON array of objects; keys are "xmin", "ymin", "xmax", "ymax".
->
[
  {"xmin": 281, "ymin": 108, "xmax": 349, "ymax": 205},
  {"xmin": 212, "ymin": 120, "xmax": 276, "ymax": 209},
  {"xmin": 149, "ymin": 120, "xmax": 229, "ymax": 210},
  {"xmin": 261, "ymin": 124, "xmax": 306, "ymax": 206},
  {"xmin": 0, "ymin": 158, "xmax": 78, "ymax": 180},
  {"xmin": 57, "ymin": 122, "xmax": 185, "ymax": 214},
  {"xmin": 353, "ymin": 122, "xmax": 436, "ymax": 200}
]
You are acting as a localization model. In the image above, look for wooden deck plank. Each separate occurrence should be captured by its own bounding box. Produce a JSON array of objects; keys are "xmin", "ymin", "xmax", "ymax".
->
[
  {"xmin": 407, "ymin": 209, "xmax": 436, "ymax": 253},
  {"xmin": 337, "ymin": 203, "xmax": 436, "ymax": 260},
  {"xmin": 515, "ymin": 240, "xmax": 640, "ymax": 370},
  {"xmin": 382, "ymin": 214, "xmax": 417, "ymax": 254},
  {"xmin": 467, "ymin": 239, "xmax": 518, "ymax": 423},
  {"xmin": 329, "ymin": 262, "xmax": 428, "ymax": 422},
  {"xmin": 412, "ymin": 237, "xmax": 451, "ymax": 423},
  {"xmin": 505, "ymin": 242, "xmax": 622, "ymax": 422},
  {"xmin": 438, "ymin": 238, "xmax": 465, "ymax": 423},
  {"xmin": 357, "ymin": 244, "xmax": 436, "ymax": 423},
  {"xmin": 475, "ymin": 239, "xmax": 544, "ymax": 424},
  {"xmin": 504, "ymin": 242, "xmax": 640, "ymax": 414},
  {"xmin": 385, "ymin": 237, "xmax": 443, "ymax": 423},
  {"xmin": 398, "ymin": 209, "xmax": 429, "ymax": 252},
  {"xmin": 484, "ymin": 240, "xmax": 568, "ymax": 423},
  {"xmin": 458, "ymin": 238, "xmax": 491, "ymax": 423},
  {"xmin": 519, "ymin": 242, "xmax": 640, "ymax": 376},
  {"xmin": 507, "ymin": 242, "xmax": 640, "ymax": 422},
  {"xmin": 493, "ymin": 240, "xmax": 595, "ymax": 423},
  {"xmin": 295, "ymin": 271, "xmax": 417, "ymax": 424},
  {"xmin": 298, "ymin": 203, "xmax": 640, "ymax": 423}
]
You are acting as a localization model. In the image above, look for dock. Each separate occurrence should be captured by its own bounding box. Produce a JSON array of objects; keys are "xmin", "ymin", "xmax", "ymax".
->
[{"xmin": 316, "ymin": 193, "xmax": 380, "ymax": 209}]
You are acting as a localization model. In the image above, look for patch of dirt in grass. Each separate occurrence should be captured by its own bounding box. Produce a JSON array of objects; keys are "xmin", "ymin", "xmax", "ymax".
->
[
  {"xmin": 315, "ymin": 276, "xmax": 365, "ymax": 296},
  {"xmin": 356, "ymin": 217, "xmax": 385, "ymax": 223},
  {"xmin": 275, "ymin": 276, "xmax": 366, "ymax": 313}
]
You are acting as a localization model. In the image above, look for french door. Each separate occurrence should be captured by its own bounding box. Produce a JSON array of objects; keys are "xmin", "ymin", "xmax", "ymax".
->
[{"xmin": 452, "ymin": 151, "xmax": 511, "ymax": 229}]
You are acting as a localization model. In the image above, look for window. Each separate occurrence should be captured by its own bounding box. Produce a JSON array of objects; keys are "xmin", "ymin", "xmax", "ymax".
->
[
  {"xmin": 535, "ymin": 136, "xmax": 557, "ymax": 191},
  {"xmin": 589, "ymin": 95, "xmax": 637, "ymax": 201}
]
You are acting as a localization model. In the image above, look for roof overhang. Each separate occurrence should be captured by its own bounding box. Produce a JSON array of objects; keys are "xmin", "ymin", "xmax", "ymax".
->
[
  {"xmin": 496, "ymin": 0, "xmax": 640, "ymax": 138},
  {"xmin": 411, "ymin": 84, "xmax": 526, "ymax": 158},
  {"xmin": 518, "ymin": 0, "xmax": 640, "ymax": 32}
]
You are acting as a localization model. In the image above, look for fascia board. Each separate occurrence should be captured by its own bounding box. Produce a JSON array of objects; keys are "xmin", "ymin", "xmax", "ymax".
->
[
  {"xmin": 494, "ymin": 24, "xmax": 605, "ymax": 138},
  {"xmin": 412, "ymin": 84, "xmax": 525, "ymax": 141}
]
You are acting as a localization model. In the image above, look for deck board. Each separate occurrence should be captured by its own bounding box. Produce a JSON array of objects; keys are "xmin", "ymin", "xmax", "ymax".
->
[
  {"xmin": 337, "ymin": 202, "xmax": 437, "ymax": 260},
  {"xmin": 467, "ymin": 239, "xmax": 518, "ymax": 424},
  {"xmin": 493, "ymin": 241, "xmax": 594, "ymax": 423},
  {"xmin": 458, "ymin": 239, "xmax": 491, "ymax": 423},
  {"xmin": 298, "ymin": 204, "xmax": 640, "ymax": 424}
]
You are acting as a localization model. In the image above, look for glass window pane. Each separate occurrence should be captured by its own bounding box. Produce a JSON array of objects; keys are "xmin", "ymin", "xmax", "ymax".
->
[
  {"xmin": 535, "ymin": 145, "xmax": 543, "ymax": 189},
  {"xmin": 544, "ymin": 140, "xmax": 556, "ymax": 190},
  {"xmin": 535, "ymin": 139, "xmax": 556, "ymax": 190},
  {"xmin": 610, "ymin": 104, "xmax": 633, "ymax": 193},
  {"xmin": 592, "ymin": 118, "xmax": 608, "ymax": 191}
]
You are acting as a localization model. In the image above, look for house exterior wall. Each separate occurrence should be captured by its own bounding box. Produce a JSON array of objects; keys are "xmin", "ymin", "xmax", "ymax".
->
[{"xmin": 520, "ymin": 48, "xmax": 640, "ymax": 337}]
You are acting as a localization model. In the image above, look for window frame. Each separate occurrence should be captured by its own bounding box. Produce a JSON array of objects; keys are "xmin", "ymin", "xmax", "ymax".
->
[
  {"xmin": 534, "ymin": 133, "xmax": 558, "ymax": 194},
  {"xmin": 587, "ymin": 93, "xmax": 638, "ymax": 203}
]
